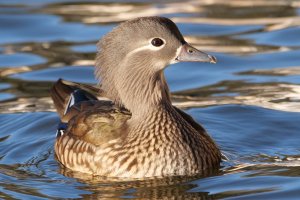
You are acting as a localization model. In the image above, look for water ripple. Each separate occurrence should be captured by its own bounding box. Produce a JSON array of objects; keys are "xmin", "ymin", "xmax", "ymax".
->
[{"xmin": 0, "ymin": 0, "xmax": 300, "ymax": 199}]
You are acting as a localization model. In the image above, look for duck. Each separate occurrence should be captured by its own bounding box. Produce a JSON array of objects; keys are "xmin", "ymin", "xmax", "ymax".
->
[{"xmin": 51, "ymin": 16, "xmax": 221, "ymax": 178}]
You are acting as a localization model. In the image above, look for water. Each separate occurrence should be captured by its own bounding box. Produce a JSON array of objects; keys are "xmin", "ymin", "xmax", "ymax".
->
[{"xmin": 1, "ymin": 0, "xmax": 300, "ymax": 199}]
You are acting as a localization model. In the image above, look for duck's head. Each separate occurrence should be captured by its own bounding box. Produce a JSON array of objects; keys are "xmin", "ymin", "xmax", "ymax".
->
[{"xmin": 95, "ymin": 16, "xmax": 216, "ymax": 114}]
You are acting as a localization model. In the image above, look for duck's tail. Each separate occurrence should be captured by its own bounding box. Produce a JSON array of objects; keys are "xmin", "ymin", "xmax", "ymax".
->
[{"xmin": 50, "ymin": 79, "xmax": 101, "ymax": 118}]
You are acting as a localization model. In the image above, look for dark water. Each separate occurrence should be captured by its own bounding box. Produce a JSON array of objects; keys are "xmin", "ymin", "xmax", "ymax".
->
[{"xmin": 1, "ymin": 0, "xmax": 300, "ymax": 199}]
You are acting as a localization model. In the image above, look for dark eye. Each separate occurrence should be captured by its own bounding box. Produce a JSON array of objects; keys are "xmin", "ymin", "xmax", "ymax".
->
[{"xmin": 151, "ymin": 38, "xmax": 164, "ymax": 47}]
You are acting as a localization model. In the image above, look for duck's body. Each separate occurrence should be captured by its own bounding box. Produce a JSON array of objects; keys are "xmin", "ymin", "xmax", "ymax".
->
[{"xmin": 51, "ymin": 16, "xmax": 221, "ymax": 178}]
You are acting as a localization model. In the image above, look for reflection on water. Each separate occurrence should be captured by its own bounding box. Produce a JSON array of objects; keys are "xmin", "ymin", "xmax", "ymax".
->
[{"xmin": 0, "ymin": 0, "xmax": 300, "ymax": 199}]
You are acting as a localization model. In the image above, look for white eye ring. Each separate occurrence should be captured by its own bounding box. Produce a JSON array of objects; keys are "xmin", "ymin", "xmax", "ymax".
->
[
  {"xmin": 151, "ymin": 38, "xmax": 164, "ymax": 47},
  {"xmin": 149, "ymin": 37, "xmax": 166, "ymax": 50}
]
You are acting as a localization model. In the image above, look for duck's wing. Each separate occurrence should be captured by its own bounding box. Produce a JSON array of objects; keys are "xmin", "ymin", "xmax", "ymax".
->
[
  {"xmin": 50, "ymin": 79, "xmax": 131, "ymax": 146},
  {"xmin": 50, "ymin": 79, "xmax": 103, "ymax": 118}
]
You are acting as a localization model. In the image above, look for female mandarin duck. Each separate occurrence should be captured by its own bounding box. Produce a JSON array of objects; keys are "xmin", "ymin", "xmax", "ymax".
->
[{"xmin": 51, "ymin": 16, "xmax": 221, "ymax": 178}]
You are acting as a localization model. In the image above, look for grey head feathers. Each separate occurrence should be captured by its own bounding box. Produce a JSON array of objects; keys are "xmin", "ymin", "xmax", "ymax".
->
[{"xmin": 95, "ymin": 17, "xmax": 186, "ymax": 114}]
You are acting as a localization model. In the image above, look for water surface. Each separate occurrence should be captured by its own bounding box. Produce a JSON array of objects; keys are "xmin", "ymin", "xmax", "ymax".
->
[{"xmin": 0, "ymin": 0, "xmax": 300, "ymax": 199}]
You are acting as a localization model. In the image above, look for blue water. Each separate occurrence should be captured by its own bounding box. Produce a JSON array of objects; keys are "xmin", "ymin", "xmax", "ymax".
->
[{"xmin": 1, "ymin": 0, "xmax": 300, "ymax": 199}]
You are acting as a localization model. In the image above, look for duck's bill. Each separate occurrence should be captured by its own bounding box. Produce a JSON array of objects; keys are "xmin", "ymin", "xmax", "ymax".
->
[{"xmin": 175, "ymin": 43, "xmax": 217, "ymax": 63}]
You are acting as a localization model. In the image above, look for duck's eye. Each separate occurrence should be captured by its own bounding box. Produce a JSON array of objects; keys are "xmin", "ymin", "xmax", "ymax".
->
[{"xmin": 151, "ymin": 38, "xmax": 164, "ymax": 47}]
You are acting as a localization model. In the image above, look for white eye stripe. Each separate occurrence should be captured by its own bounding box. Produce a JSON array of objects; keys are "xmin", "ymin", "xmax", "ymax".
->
[{"xmin": 125, "ymin": 38, "xmax": 166, "ymax": 58}]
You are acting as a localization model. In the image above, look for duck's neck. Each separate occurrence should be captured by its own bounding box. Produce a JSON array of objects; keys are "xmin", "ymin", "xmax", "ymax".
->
[{"xmin": 115, "ymin": 67, "xmax": 172, "ymax": 118}]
